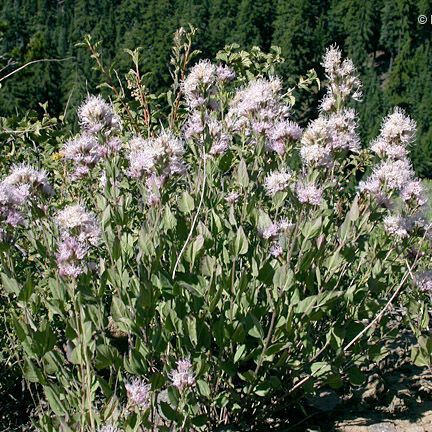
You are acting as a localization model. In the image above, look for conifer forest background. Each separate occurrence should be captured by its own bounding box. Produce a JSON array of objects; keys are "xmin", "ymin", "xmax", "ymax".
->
[{"xmin": 1, "ymin": 0, "xmax": 432, "ymax": 176}]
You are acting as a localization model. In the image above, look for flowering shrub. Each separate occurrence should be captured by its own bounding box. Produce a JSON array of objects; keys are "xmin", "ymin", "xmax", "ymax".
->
[{"xmin": 2, "ymin": 33, "xmax": 432, "ymax": 431}]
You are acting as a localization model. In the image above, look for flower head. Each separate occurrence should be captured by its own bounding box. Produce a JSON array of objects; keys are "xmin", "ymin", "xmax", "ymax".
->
[
  {"xmin": 98, "ymin": 425, "xmax": 121, "ymax": 432},
  {"xmin": 264, "ymin": 170, "xmax": 292, "ymax": 196},
  {"xmin": 169, "ymin": 358, "xmax": 195, "ymax": 391},
  {"xmin": 380, "ymin": 107, "xmax": 416, "ymax": 146},
  {"xmin": 320, "ymin": 45, "xmax": 362, "ymax": 111},
  {"xmin": 259, "ymin": 223, "xmax": 280, "ymax": 240},
  {"xmin": 216, "ymin": 64, "xmax": 235, "ymax": 83},
  {"xmin": 56, "ymin": 204, "xmax": 101, "ymax": 245},
  {"xmin": 4, "ymin": 164, "xmax": 53, "ymax": 196},
  {"xmin": 62, "ymin": 133, "xmax": 102, "ymax": 180},
  {"xmin": 414, "ymin": 271, "xmax": 432, "ymax": 292},
  {"xmin": 182, "ymin": 60, "xmax": 217, "ymax": 109},
  {"xmin": 78, "ymin": 95, "xmax": 119, "ymax": 133},
  {"xmin": 296, "ymin": 182, "xmax": 323, "ymax": 206},
  {"xmin": 383, "ymin": 215, "xmax": 409, "ymax": 239},
  {"xmin": 125, "ymin": 378, "xmax": 151, "ymax": 409},
  {"xmin": 225, "ymin": 191, "xmax": 240, "ymax": 205},
  {"xmin": 269, "ymin": 243, "xmax": 283, "ymax": 258}
]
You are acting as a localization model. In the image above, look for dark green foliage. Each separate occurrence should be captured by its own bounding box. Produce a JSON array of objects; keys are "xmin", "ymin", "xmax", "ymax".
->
[{"xmin": 0, "ymin": 0, "xmax": 432, "ymax": 175}]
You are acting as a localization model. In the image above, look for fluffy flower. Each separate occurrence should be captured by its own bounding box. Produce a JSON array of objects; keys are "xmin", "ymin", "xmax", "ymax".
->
[
  {"xmin": 207, "ymin": 119, "xmax": 230, "ymax": 155},
  {"xmin": 169, "ymin": 358, "xmax": 195, "ymax": 391},
  {"xmin": 267, "ymin": 120, "xmax": 302, "ymax": 155},
  {"xmin": 98, "ymin": 425, "xmax": 121, "ymax": 432},
  {"xmin": 128, "ymin": 131, "xmax": 185, "ymax": 180},
  {"xmin": 56, "ymin": 236, "xmax": 89, "ymax": 278},
  {"xmin": 0, "ymin": 182, "xmax": 28, "ymax": 226},
  {"xmin": 370, "ymin": 139, "xmax": 407, "ymax": 160},
  {"xmin": 269, "ymin": 243, "xmax": 283, "ymax": 258},
  {"xmin": 326, "ymin": 109, "xmax": 360, "ymax": 152},
  {"xmin": 62, "ymin": 134, "xmax": 102, "ymax": 179},
  {"xmin": 383, "ymin": 215, "xmax": 409, "ymax": 239},
  {"xmin": 300, "ymin": 109, "xmax": 359, "ymax": 166},
  {"xmin": 78, "ymin": 95, "xmax": 119, "ymax": 133},
  {"xmin": 414, "ymin": 271, "xmax": 432, "ymax": 292},
  {"xmin": 3, "ymin": 164, "xmax": 53, "ymax": 196},
  {"xmin": 400, "ymin": 180, "xmax": 427, "ymax": 207},
  {"xmin": 216, "ymin": 64, "xmax": 235, "ymax": 82},
  {"xmin": 320, "ymin": 45, "xmax": 362, "ymax": 111},
  {"xmin": 264, "ymin": 170, "xmax": 292, "ymax": 196},
  {"xmin": 182, "ymin": 60, "xmax": 217, "ymax": 109},
  {"xmin": 184, "ymin": 111, "xmax": 207, "ymax": 140},
  {"xmin": 225, "ymin": 191, "xmax": 240, "ymax": 205},
  {"xmin": 380, "ymin": 107, "xmax": 416, "ymax": 146},
  {"xmin": 227, "ymin": 77, "xmax": 291, "ymax": 137},
  {"xmin": 259, "ymin": 223, "xmax": 280, "ymax": 240},
  {"xmin": 296, "ymin": 182, "xmax": 323, "ymax": 206},
  {"xmin": 125, "ymin": 378, "xmax": 151, "ymax": 409},
  {"xmin": 360, "ymin": 159, "xmax": 414, "ymax": 195},
  {"xmin": 300, "ymin": 144, "xmax": 332, "ymax": 167},
  {"xmin": 56, "ymin": 204, "xmax": 101, "ymax": 246}
]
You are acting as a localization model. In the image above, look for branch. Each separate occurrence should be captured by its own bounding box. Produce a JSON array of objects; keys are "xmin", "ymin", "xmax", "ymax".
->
[{"xmin": 0, "ymin": 57, "xmax": 74, "ymax": 83}]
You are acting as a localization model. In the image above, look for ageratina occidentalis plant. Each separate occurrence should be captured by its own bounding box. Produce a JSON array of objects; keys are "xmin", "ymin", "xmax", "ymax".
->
[{"xmin": 2, "ymin": 36, "xmax": 432, "ymax": 432}]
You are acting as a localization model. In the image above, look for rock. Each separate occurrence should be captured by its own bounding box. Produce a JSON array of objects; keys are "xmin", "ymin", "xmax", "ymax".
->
[{"xmin": 368, "ymin": 423, "xmax": 396, "ymax": 432}]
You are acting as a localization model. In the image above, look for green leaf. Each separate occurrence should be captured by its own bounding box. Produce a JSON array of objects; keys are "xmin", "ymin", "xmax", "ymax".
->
[
  {"xmin": 236, "ymin": 159, "xmax": 249, "ymax": 187},
  {"xmin": 178, "ymin": 191, "xmax": 195, "ymax": 213},
  {"xmin": 233, "ymin": 227, "xmax": 248, "ymax": 255},
  {"xmin": 44, "ymin": 385, "xmax": 66, "ymax": 415},
  {"xmin": 1, "ymin": 273, "xmax": 19, "ymax": 295},
  {"xmin": 311, "ymin": 361, "xmax": 331, "ymax": 377},
  {"xmin": 234, "ymin": 345, "xmax": 246, "ymax": 363},
  {"xmin": 95, "ymin": 344, "xmax": 120, "ymax": 370},
  {"xmin": 273, "ymin": 265, "xmax": 293, "ymax": 290},
  {"xmin": 197, "ymin": 379, "xmax": 211, "ymax": 397},
  {"xmin": 347, "ymin": 366, "xmax": 365, "ymax": 386}
]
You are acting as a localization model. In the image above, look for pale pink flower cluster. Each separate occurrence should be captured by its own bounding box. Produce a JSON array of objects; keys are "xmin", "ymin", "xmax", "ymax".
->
[
  {"xmin": 183, "ymin": 106, "xmax": 231, "ymax": 156},
  {"xmin": 182, "ymin": 60, "xmax": 235, "ymax": 109},
  {"xmin": 0, "ymin": 164, "xmax": 53, "ymax": 228},
  {"xmin": 264, "ymin": 170, "xmax": 292, "ymax": 196},
  {"xmin": 259, "ymin": 218, "xmax": 294, "ymax": 259},
  {"xmin": 300, "ymin": 109, "xmax": 360, "ymax": 168},
  {"xmin": 225, "ymin": 191, "xmax": 240, "ymax": 205},
  {"xmin": 125, "ymin": 377, "xmax": 151, "ymax": 409},
  {"xmin": 361, "ymin": 111, "xmax": 424, "ymax": 206},
  {"xmin": 268, "ymin": 120, "xmax": 303, "ymax": 154},
  {"xmin": 269, "ymin": 244, "xmax": 283, "ymax": 258},
  {"xmin": 184, "ymin": 111, "xmax": 206, "ymax": 140},
  {"xmin": 98, "ymin": 425, "xmax": 120, "ymax": 432},
  {"xmin": 0, "ymin": 182, "xmax": 28, "ymax": 227},
  {"xmin": 127, "ymin": 131, "xmax": 185, "ymax": 205},
  {"xmin": 78, "ymin": 95, "xmax": 120, "ymax": 133},
  {"xmin": 296, "ymin": 182, "xmax": 323, "ymax": 206},
  {"xmin": 414, "ymin": 271, "xmax": 432, "ymax": 292},
  {"xmin": 259, "ymin": 223, "xmax": 280, "ymax": 240},
  {"xmin": 216, "ymin": 64, "xmax": 236, "ymax": 82},
  {"xmin": 169, "ymin": 358, "xmax": 195, "ymax": 391},
  {"xmin": 63, "ymin": 96, "xmax": 122, "ymax": 181},
  {"xmin": 62, "ymin": 134, "xmax": 122, "ymax": 181},
  {"xmin": 370, "ymin": 108, "xmax": 416, "ymax": 160},
  {"xmin": 383, "ymin": 215, "xmax": 409, "ymax": 239},
  {"xmin": 56, "ymin": 204, "xmax": 101, "ymax": 278},
  {"xmin": 361, "ymin": 109, "xmax": 428, "ymax": 239},
  {"xmin": 3, "ymin": 163, "xmax": 53, "ymax": 196},
  {"xmin": 62, "ymin": 134, "xmax": 101, "ymax": 180},
  {"xmin": 320, "ymin": 45, "xmax": 362, "ymax": 112},
  {"xmin": 227, "ymin": 77, "xmax": 302, "ymax": 155},
  {"xmin": 207, "ymin": 119, "xmax": 231, "ymax": 155}
]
